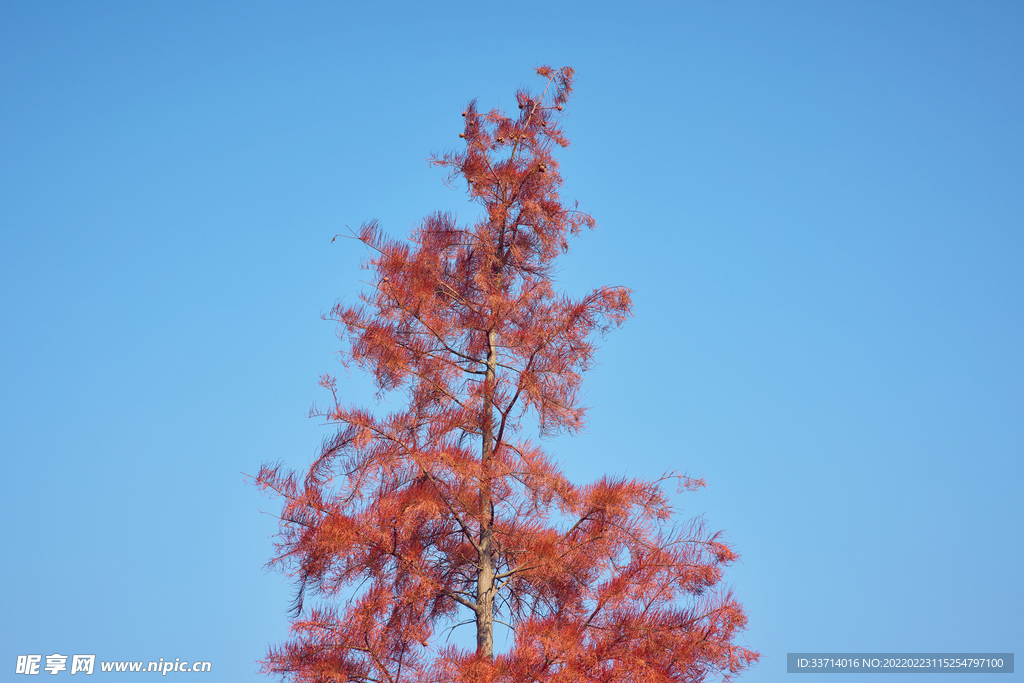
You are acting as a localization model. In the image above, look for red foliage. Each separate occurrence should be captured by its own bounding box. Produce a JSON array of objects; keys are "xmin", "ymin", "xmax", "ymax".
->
[{"xmin": 257, "ymin": 67, "xmax": 758, "ymax": 683}]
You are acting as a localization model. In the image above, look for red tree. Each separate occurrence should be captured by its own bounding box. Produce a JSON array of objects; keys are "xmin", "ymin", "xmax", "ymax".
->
[{"xmin": 257, "ymin": 66, "xmax": 757, "ymax": 683}]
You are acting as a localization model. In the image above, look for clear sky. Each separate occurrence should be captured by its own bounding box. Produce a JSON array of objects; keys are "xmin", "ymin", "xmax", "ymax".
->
[{"xmin": 2, "ymin": 2, "xmax": 1021, "ymax": 681}]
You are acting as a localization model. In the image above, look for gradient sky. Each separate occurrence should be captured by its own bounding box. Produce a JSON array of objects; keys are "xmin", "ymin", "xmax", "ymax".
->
[{"xmin": 2, "ymin": 2, "xmax": 1021, "ymax": 681}]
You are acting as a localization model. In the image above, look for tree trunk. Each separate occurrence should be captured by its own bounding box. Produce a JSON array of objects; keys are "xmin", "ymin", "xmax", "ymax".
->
[{"xmin": 476, "ymin": 328, "xmax": 497, "ymax": 659}]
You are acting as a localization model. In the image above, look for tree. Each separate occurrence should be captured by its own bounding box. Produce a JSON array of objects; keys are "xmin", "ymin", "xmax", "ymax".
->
[{"xmin": 256, "ymin": 66, "xmax": 758, "ymax": 683}]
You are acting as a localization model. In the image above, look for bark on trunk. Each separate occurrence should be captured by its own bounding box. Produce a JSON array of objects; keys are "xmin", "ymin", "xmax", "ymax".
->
[{"xmin": 476, "ymin": 328, "xmax": 497, "ymax": 660}]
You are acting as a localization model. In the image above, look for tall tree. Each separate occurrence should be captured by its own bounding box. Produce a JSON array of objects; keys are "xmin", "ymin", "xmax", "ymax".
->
[{"xmin": 257, "ymin": 66, "xmax": 757, "ymax": 683}]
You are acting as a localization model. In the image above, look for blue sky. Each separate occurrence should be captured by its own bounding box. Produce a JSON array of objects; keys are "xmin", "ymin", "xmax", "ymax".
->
[{"xmin": 2, "ymin": 2, "xmax": 1021, "ymax": 680}]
